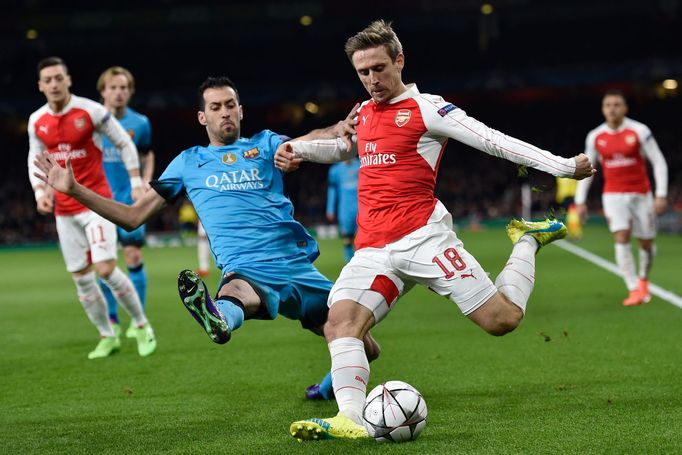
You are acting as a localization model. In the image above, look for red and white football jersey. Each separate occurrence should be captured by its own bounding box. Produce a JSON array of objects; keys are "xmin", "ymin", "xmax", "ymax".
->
[
  {"xmin": 27, "ymin": 95, "xmax": 138, "ymax": 216},
  {"xmin": 575, "ymin": 117, "xmax": 668, "ymax": 204},
  {"xmin": 353, "ymin": 84, "xmax": 576, "ymax": 250}
]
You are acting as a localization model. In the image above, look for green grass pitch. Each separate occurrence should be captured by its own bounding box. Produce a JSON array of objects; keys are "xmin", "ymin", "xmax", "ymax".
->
[{"xmin": 1, "ymin": 222, "xmax": 681, "ymax": 454}]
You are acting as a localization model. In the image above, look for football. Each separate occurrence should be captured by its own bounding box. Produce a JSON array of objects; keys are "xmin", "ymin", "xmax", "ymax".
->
[{"xmin": 362, "ymin": 380, "xmax": 428, "ymax": 442}]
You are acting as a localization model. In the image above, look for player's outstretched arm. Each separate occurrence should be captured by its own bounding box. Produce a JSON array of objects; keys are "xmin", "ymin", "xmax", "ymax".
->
[
  {"xmin": 33, "ymin": 152, "xmax": 166, "ymax": 230},
  {"xmin": 275, "ymin": 137, "xmax": 355, "ymax": 172}
]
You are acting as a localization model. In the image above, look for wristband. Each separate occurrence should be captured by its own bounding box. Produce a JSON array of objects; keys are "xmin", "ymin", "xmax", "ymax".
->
[
  {"xmin": 130, "ymin": 176, "xmax": 143, "ymax": 188},
  {"xmin": 34, "ymin": 188, "xmax": 45, "ymax": 201}
]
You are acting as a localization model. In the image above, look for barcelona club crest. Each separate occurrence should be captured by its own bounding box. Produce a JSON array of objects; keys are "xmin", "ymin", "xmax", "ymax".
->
[
  {"xmin": 222, "ymin": 153, "xmax": 237, "ymax": 165},
  {"xmin": 394, "ymin": 109, "xmax": 411, "ymax": 128},
  {"xmin": 243, "ymin": 148, "xmax": 260, "ymax": 159}
]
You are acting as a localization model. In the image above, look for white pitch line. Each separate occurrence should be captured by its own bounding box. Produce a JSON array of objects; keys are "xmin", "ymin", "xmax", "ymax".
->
[{"xmin": 554, "ymin": 239, "xmax": 682, "ymax": 309}]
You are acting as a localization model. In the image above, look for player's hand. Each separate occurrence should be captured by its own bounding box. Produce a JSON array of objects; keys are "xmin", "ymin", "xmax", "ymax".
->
[
  {"xmin": 572, "ymin": 154, "xmax": 597, "ymax": 180},
  {"xmin": 33, "ymin": 152, "xmax": 76, "ymax": 195},
  {"xmin": 326, "ymin": 213, "xmax": 337, "ymax": 223},
  {"xmin": 131, "ymin": 187, "xmax": 145, "ymax": 202},
  {"xmin": 36, "ymin": 193, "xmax": 54, "ymax": 215},
  {"xmin": 275, "ymin": 143, "xmax": 302, "ymax": 173},
  {"xmin": 654, "ymin": 196, "xmax": 668, "ymax": 215},
  {"xmin": 575, "ymin": 203, "xmax": 588, "ymax": 223},
  {"xmin": 331, "ymin": 103, "xmax": 360, "ymax": 138}
]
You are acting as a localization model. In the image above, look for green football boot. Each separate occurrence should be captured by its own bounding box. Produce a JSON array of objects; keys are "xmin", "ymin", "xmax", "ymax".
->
[
  {"xmin": 506, "ymin": 218, "xmax": 567, "ymax": 248},
  {"xmin": 88, "ymin": 336, "xmax": 121, "ymax": 359},
  {"xmin": 135, "ymin": 323, "xmax": 157, "ymax": 357}
]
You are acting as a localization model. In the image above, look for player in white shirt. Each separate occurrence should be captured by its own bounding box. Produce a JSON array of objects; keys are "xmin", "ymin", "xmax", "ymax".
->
[
  {"xmin": 575, "ymin": 90, "xmax": 668, "ymax": 306},
  {"xmin": 277, "ymin": 20, "xmax": 596, "ymax": 440}
]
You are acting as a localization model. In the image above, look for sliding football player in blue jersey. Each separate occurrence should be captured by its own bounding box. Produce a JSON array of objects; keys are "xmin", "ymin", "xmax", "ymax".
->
[
  {"xmin": 97, "ymin": 66, "xmax": 155, "ymax": 339},
  {"xmin": 34, "ymin": 76, "xmax": 379, "ymax": 399},
  {"xmin": 326, "ymin": 158, "xmax": 360, "ymax": 263}
]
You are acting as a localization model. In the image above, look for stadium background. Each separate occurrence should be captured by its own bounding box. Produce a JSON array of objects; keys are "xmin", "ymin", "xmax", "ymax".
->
[{"xmin": 2, "ymin": 0, "xmax": 681, "ymax": 244}]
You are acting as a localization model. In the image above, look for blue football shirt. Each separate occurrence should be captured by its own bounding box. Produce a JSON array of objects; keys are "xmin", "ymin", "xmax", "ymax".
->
[
  {"xmin": 101, "ymin": 107, "xmax": 152, "ymax": 204},
  {"xmin": 152, "ymin": 130, "xmax": 319, "ymax": 270}
]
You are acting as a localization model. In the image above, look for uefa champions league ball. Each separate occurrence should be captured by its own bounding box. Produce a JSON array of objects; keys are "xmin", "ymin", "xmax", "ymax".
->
[{"xmin": 362, "ymin": 380, "xmax": 427, "ymax": 442}]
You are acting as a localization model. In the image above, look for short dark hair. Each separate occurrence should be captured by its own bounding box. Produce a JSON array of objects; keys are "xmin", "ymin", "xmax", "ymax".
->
[
  {"xmin": 37, "ymin": 56, "xmax": 68, "ymax": 78},
  {"xmin": 603, "ymin": 88, "xmax": 626, "ymax": 102},
  {"xmin": 198, "ymin": 76, "xmax": 239, "ymax": 109}
]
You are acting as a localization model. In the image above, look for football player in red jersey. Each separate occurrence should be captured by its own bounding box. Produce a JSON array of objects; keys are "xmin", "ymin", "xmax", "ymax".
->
[
  {"xmin": 280, "ymin": 20, "xmax": 596, "ymax": 440},
  {"xmin": 575, "ymin": 90, "xmax": 668, "ymax": 306},
  {"xmin": 27, "ymin": 57, "xmax": 156, "ymax": 359}
]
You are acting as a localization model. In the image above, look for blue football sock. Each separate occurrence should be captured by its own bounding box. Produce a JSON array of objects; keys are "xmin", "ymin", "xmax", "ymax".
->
[
  {"xmin": 128, "ymin": 263, "xmax": 147, "ymax": 311},
  {"xmin": 318, "ymin": 372, "xmax": 334, "ymax": 399},
  {"xmin": 99, "ymin": 278, "xmax": 119, "ymax": 323},
  {"xmin": 215, "ymin": 298, "xmax": 245, "ymax": 332},
  {"xmin": 343, "ymin": 244, "xmax": 354, "ymax": 263}
]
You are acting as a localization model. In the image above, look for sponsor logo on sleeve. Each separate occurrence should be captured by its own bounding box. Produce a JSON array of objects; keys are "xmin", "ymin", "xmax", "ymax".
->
[
  {"xmin": 243, "ymin": 148, "xmax": 260, "ymax": 159},
  {"xmin": 437, "ymin": 103, "xmax": 457, "ymax": 117},
  {"xmin": 127, "ymin": 129, "xmax": 136, "ymax": 139},
  {"xmin": 394, "ymin": 109, "xmax": 411, "ymax": 127}
]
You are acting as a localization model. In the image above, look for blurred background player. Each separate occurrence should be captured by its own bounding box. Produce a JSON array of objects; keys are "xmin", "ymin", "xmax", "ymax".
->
[
  {"xmin": 326, "ymin": 157, "xmax": 360, "ymax": 263},
  {"xmin": 575, "ymin": 89, "xmax": 668, "ymax": 306},
  {"xmin": 27, "ymin": 57, "xmax": 156, "ymax": 359},
  {"xmin": 196, "ymin": 221, "xmax": 212, "ymax": 277},
  {"xmin": 555, "ymin": 176, "xmax": 582, "ymax": 240},
  {"xmin": 177, "ymin": 199, "xmax": 212, "ymax": 277},
  {"xmin": 97, "ymin": 66, "xmax": 155, "ymax": 337}
]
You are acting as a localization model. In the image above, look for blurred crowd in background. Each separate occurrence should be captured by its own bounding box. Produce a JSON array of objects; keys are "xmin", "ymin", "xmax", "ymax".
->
[{"xmin": 2, "ymin": 0, "xmax": 681, "ymax": 245}]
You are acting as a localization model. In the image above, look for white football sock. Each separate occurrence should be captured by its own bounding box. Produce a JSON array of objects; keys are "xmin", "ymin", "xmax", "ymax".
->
[
  {"xmin": 198, "ymin": 236, "xmax": 211, "ymax": 271},
  {"xmin": 615, "ymin": 243, "xmax": 637, "ymax": 291},
  {"xmin": 73, "ymin": 271, "xmax": 115, "ymax": 337},
  {"xmin": 101, "ymin": 267, "xmax": 147, "ymax": 326},
  {"xmin": 330, "ymin": 337, "xmax": 369, "ymax": 425},
  {"xmin": 495, "ymin": 236, "xmax": 537, "ymax": 313},
  {"xmin": 638, "ymin": 245, "xmax": 655, "ymax": 280}
]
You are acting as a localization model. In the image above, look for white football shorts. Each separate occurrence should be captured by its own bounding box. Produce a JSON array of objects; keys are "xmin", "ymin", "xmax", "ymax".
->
[
  {"xmin": 56, "ymin": 210, "xmax": 119, "ymax": 272},
  {"xmin": 602, "ymin": 192, "xmax": 656, "ymax": 238},
  {"xmin": 329, "ymin": 217, "xmax": 497, "ymax": 324}
]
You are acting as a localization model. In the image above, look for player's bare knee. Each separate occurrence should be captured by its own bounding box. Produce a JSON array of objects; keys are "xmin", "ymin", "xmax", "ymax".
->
[
  {"xmin": 324, "ymin": 299, "xmax": 373, "ymax": 341},
  {"xmin": 94, "ymin": 260, "xmax": 116, "ymax": 279},
  {"xmin": 487, "ymin": 310, "xmax": 522, "ymax": 336},
  {"xmin": 123, "ymin": 246, "xmax": 142, "ymax": 267},
  {"xmin": 218, "ymin": 279, "xmax": 261, "ymax": 316},
  {"xmin": 469, "ymin": 293, "xmax": 523, "ymax": 336},
  {"xmin": 487, "ymin": 298, "xmax": 523, "ymax": 336}
]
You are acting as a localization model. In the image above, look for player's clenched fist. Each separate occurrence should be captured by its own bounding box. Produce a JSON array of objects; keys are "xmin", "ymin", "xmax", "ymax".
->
[
  {"xmin": 274, "ymin": 142, "xmax": 302, "ymax": 172},
  {"xmin": 573, "ymin": 153, "xmax": 597, "ymax": 180}
]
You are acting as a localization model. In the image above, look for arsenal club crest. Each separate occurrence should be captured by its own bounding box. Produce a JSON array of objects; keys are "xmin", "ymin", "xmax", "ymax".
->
[
  {"xmin": 74, "ymin": 117, "xmax": 86, "ymax": 131},
  {"xmin": 625, "ymin": 134, "xmax": 637, "ymax": 145},
  {"xmin": 394, "ymin": 109, "xmax": 411, "ymax": 128},
  {"xmin": 222, "ymin": 153, "xmax": 237, "ymax": 165}
]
